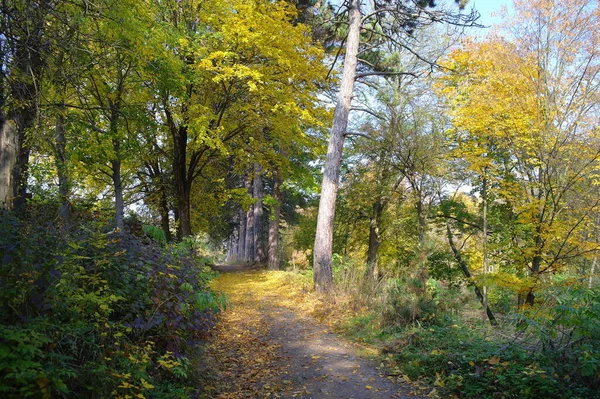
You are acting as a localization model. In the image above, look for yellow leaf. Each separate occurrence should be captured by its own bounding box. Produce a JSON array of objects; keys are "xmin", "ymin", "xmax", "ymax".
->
[
  {"xmin": 488, "ymin": 356, "xmax": 500, "ymax": 365},
  {"xmin": 365, "ymin": 385, "xmax": 373, "ymax": 390}
]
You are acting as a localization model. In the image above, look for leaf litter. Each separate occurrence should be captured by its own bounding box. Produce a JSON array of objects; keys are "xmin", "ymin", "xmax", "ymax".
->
[{"xmin": 197, "ymin": 270, "xmax": 425, "ymax": 398}]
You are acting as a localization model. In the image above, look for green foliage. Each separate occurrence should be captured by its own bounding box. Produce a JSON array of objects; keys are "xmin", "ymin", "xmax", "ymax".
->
[
  {"xmin": 143, "ymin": 224, "xmax": 167, "ymax": 247},
  {"xmin": 0, "ymin": 204, "xmax": 224, "ymax": 398},
  {"xmin": 381, "ymin": 284, "xmax": 600, "ymax": 399}
]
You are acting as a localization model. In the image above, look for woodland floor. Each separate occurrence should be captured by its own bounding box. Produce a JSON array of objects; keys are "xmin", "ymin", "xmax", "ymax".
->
[{"xmin": 197, "ymin": 267, "xmax": 425, "ymax": 399}]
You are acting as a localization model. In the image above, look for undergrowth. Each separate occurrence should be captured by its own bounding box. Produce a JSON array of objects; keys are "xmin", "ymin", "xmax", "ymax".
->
[
  {"xmin": 0, "ymin": 203, "xmax": 225, "ymax": 398},
  {"xmin": 314, "ymin": 257, "xmax": 600, "ymax": 399}
]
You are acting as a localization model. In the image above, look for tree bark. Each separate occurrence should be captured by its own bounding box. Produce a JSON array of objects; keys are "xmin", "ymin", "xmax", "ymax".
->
[
  {"xmin": 55, "ymin": 111, "xmax": 70, "ymax": 225},
  {"xmin": 0, "ymin": 117, "xmax": 18, "ymax": 208},
  {"xmin": 313, "ymin": 0, "xmax": 361, "ymax": 293},
  {"xmin": 245, "ymin": 174, "xmax": 255, "ymax": 262},
  {"xmin": 111, "ymin": 157, "xmax": 124, "ymax": 230},
  {"xmin": 0, "ymin": 0, "xmax": 47, "ymax": 212},
  {"xmin": 245, "ymin": 204, "xmax": 255, "ymax": 262},
  {"xmin": 590, "ymin": 256, "xmax": 597, "ymax": 289},
  {"xmin": 366, "ymin": 199, "xmax": 383, "ymax": 278},
  {"xmin": 525, "ymin": 254, "xmax": 542, "ymax": 306},
  {"xmin": 238, "ymin": 208, "xmax": 247, "ymax": 262},
  {"xmin": 268, "ymin": 171, "xmax": 283, "ymax": 270},
  {"xmin": 253, "ymin": 164, "xmax": 265, "ymax": 263},
  {"xmin": 173, "ymin": 123, "xmax": 192, "ymax": 238}
]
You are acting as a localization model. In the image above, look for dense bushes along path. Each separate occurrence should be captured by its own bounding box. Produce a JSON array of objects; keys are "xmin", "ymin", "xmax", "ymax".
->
[{"xmin": 198, "ymin": 270, "xmax": 423, "ymax": 398}]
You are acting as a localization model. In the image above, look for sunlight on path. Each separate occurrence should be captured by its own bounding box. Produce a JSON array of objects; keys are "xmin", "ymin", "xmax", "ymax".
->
[{"xmin": 198, "ymin": 270, "xmax": 422, "ymax": 399}]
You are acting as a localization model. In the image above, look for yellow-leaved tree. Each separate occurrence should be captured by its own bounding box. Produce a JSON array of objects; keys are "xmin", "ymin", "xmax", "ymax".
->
[
  {"xmin": 146, "ymin": 0, "xmax": 327, "ymax": 239},
  {"xmin": 439, "ymin": 0, "xmax": 600, "ymax": 306}
]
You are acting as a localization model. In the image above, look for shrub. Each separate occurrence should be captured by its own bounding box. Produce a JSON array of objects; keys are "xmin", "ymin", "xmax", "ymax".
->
[{"xmin": 0, "ymin": 205, "xmax": 224, "ymax": 398}]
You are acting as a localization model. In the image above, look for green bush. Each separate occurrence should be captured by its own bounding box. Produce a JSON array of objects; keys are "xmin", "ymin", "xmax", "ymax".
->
[
  {"xmin": 0, "ymin": 205, "xmax": 224, "ymax": 398},
  {"xmin": 384, "ymin": 285, "xmax": 600, "ymax": 399}
]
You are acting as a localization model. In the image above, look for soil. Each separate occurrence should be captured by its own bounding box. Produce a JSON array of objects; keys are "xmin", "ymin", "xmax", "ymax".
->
[{"xmin": 197, "ymin": 267, "xmax": 425, "ymax": 399}]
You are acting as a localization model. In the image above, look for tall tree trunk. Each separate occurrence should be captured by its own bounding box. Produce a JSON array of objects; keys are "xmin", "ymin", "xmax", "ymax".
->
[
  {"xmin": 366, "ymin": 199, "xmax": 383, "ymax": 278},
  {"xmin": 172, "ymin": 122, "xmax": 192, "ymax": 239},
  {"xmin": 245, "ymin": 172, "xmax": 255, "ymax": 262},
  {"xmin": 268, "ymin": 171, "xmax": 283, "ymax": 270},
  {"xmin": 55, "ymin": 110, "xmax": 70, "ymax": 225},
  {"xmin": 110, "ymin": 101, "xmax": 124, "ymax": 230},
  {"xmin": 446, "ymin": 221, "xmax": 497, "ymax": 326},
  {"xmin": 0, "ymin": 88, "xmax": 34, "ymax": 214},
  {"xmin": 0, "ymin": 116, "xmax": 18, "ymax": 208},
  {"xmin": 313, "ymin": 0, "xmax": 361, "ymax": 293},
  {"xmin": 111, "ymin": 157, "xmax": 124, "ymax": 230},
  {"xmin": 177, "ymin": 185, "xmax": 192, "ymax": 238},
  {"xmin": 245, "ymin": 204, "xmax": 255, "ymax": 262},
  {"xmin": 526, "ymin": 254, "xmax": 542, "ymax": 306},
  {"xmin": 0, "ymin": 1, "xmax": 47, "ymax": 212},
  {"xmin": 253, "ymin": 164, "xmax": 265, "ymax": 263},
  {"xmin": 238, "ymin": 207, "xmax": 247, "ymax": 262},
  {"xmin": 228, "ymin": 233, "xmax": 238, "ymax": 263}
]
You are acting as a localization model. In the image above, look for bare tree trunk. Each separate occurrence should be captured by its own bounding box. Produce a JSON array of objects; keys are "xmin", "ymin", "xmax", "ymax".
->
[
  {"xmin": 245, "ymin": 176, "xmax": 255, "ymax": 262},
  {"xmin": 0, "ymin": 94, "xmax": 34, "ymax": 214},
  {"xmin": 526, "ymin": 255, "xmax": 542, "ymax": 306},
  {"xmin": 111, "ymin": 157, "xmax": 124, "ymax": 230},
  {"xmin": 160, "ymin": 193, "xmax": 171, "ymax": 242},
  {"xmin": 55, "ymin": 111, "xmax": 70, "ymax": 225},
  {"xmin": 245, "ymin": 204, "xmax": 255, "ymax": 262},
  {"xmin": 164, "ymin": 97, "xmax": 193, "ymax": 240},
  {"xmin": 313, "ymin": 0, "xmax": 361, "ymax": 293},
  {"xmin": 173, "ymin": 123, "xmax": 192, "ymax": 238},
  {"xmin": 229, "ymin": 233, "xmax": 239, "ymax": 263},
  {"xmin": 0, "ymin": 1, "xmax": 47, "ymax": 212},
  {"xmin": 238, "ymin": 207, "xmax": 247, "ymax": 262},
  {"xmin": 253, "ymin": 164, "xmax": 265, "ymax": 263},
  {"xmin": 268, "ymin": 171, "xmax": 283, "ymax": 270},
  {"xmin": 0, "ymin": 117, "xmax": 18, "ymax": 208},
  {"xmin": 366, "ymin": 199, "xmax": 383, "ymax": 278}
]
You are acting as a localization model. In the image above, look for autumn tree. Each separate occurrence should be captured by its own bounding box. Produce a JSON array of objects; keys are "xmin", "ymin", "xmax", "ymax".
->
[
  {"xmin": 312, "ymin": 0, "xmax": 479, "ymax": 292},
  {"xmin": 146, "ymin": 0, "xmax": 326, "ymax": 239},
  {"xmin": 440, "ymin": 0, "xmax": 600, "ymax": 306}
]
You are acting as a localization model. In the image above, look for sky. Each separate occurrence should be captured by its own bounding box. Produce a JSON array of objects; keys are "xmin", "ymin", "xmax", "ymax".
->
[{"xmin": 468, "ymin": 0, "xmax": 513, "ymax": 29}]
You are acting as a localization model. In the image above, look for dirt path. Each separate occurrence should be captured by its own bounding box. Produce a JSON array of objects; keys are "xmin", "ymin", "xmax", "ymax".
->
[{"xmin": 198, "ymin": 270, "xmax": 424, "ymax": 399}]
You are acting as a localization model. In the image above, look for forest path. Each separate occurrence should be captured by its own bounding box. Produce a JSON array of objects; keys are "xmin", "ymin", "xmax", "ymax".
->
[{"xmin": 198, "ymin": 270, "xmax": 423, "ymax": 399}]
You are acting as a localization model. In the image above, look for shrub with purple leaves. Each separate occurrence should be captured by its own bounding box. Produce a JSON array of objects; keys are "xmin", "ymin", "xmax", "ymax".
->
[{"xmin": 0, "ymin": 205, "xmax": 225, "ymax": 398}]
